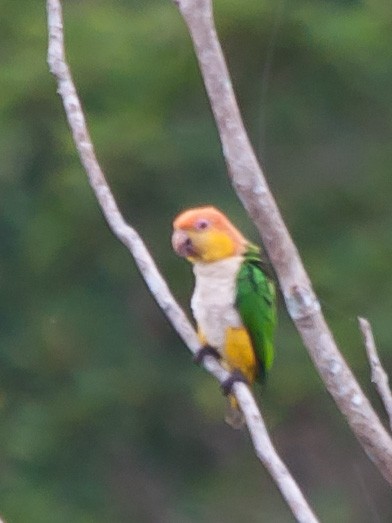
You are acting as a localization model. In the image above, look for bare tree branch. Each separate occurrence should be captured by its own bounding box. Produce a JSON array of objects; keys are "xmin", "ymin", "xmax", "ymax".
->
[
  {"xmin": 46, "ymin": 1, "xmax": 319, "ymax": 521},
  {"xmin": 173, "ymin": 0, "xmax": 392, "ymax": 486},
  {"xmin": 359, "ymin": 317, "xmax": 392, "ymax": 431}
]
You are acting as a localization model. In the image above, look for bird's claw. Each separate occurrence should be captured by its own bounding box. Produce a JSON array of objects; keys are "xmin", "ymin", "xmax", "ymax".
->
[
  {"xmin": 193, "ymin": 345, "xmax": 221, "ymax": 365},
  {"xmin": 221, "ymin": 370, "xmax": 249, "ymax": 396}
]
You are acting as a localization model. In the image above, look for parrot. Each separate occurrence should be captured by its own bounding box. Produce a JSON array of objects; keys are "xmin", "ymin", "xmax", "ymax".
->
[{"xmin": 171, "ymin": 205, "xmax": 276, "ymax": 427}]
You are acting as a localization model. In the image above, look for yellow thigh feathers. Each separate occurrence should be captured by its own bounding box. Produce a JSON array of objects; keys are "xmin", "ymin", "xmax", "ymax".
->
[{"xmin": 198, "ymin": 326, "xmax": 257, "ymax": 385}]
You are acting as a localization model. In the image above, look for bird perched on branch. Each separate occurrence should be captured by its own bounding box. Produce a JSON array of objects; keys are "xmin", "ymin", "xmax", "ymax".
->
[{"xmin": 172, "ymin": 206, "xmax": 276, "ymax": 427}]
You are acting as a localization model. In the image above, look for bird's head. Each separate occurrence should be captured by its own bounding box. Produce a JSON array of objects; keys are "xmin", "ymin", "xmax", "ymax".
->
[{"xmin": 172, "ymin": 206, "xmax": 248, "ymax": 263}]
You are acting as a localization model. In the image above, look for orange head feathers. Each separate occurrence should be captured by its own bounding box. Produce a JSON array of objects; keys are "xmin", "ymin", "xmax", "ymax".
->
[{"xmin": 172, "ymin": 206, "xmax": 248, "ymax": 263}]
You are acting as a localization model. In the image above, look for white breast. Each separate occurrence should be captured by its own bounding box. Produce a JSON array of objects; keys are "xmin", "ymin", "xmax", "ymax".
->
[{"xmin": 191, "ymin": 256, "xmax": 243, "ymax": 351}]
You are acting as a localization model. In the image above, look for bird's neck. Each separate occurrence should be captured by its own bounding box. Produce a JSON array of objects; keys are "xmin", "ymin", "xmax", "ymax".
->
[{"xmin": 193, "ymin": 255, "xmax": 243, "ymax": 283}]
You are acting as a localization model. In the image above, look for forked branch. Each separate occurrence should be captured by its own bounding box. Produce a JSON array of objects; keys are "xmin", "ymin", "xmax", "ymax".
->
[
  {"xmin": 173, "ymin": 0, "xmax": 392, "ymax": 486},
  {"xmin": 46, "ymin": 1, "xmax": 319, "ymax": 521},
  {"xmin": 359, "ymin": 317, "xmax": 392, "ymax": 431}
]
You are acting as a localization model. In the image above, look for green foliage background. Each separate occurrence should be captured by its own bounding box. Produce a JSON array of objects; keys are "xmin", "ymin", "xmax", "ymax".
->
[{"xmin": 1, "ymin": 0, "xmax": 392, "ymax": 521}]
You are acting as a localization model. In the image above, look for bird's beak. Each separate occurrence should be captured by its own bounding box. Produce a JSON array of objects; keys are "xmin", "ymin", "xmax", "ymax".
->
[{"xmin": 172, "ymin": 229, "xmax": 197, "ymax": 258}]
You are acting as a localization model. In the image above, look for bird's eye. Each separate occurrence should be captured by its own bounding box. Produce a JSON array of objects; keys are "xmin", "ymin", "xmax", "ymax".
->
[{"xmin": 195, "ymin": 219, "xmax": 210, "ymax": 230}]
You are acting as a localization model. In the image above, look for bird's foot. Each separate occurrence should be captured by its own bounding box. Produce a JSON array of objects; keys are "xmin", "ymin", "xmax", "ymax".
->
[
  {"xmin": 221, "ymin": 370, "xmax": 249, "ymax": 396},
  {"xmin": 193, "ymin": 345, "xmax": 221, "ymax": 365}
]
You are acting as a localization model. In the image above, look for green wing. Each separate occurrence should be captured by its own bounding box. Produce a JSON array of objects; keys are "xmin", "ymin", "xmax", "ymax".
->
[{"xmin": 235, "ymin": 244, "xmax": 277, "ymax": 382}]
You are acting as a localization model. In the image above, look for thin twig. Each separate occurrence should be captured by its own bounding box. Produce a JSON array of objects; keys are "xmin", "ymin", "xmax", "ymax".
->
[
  {"xmin": 46, "ymin": 1, "xmax": 319, "ymax": 521},
  {"xmin": 258, "ymin": 0, "xmax": 285, "ymax": 153},
  {"xmin": 359, "ymin": 317, "xmax": 392, "ymax": 431},
  {"xmin": 173, "ymin": 0, "xmax": 392, "ymax": 486}
]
